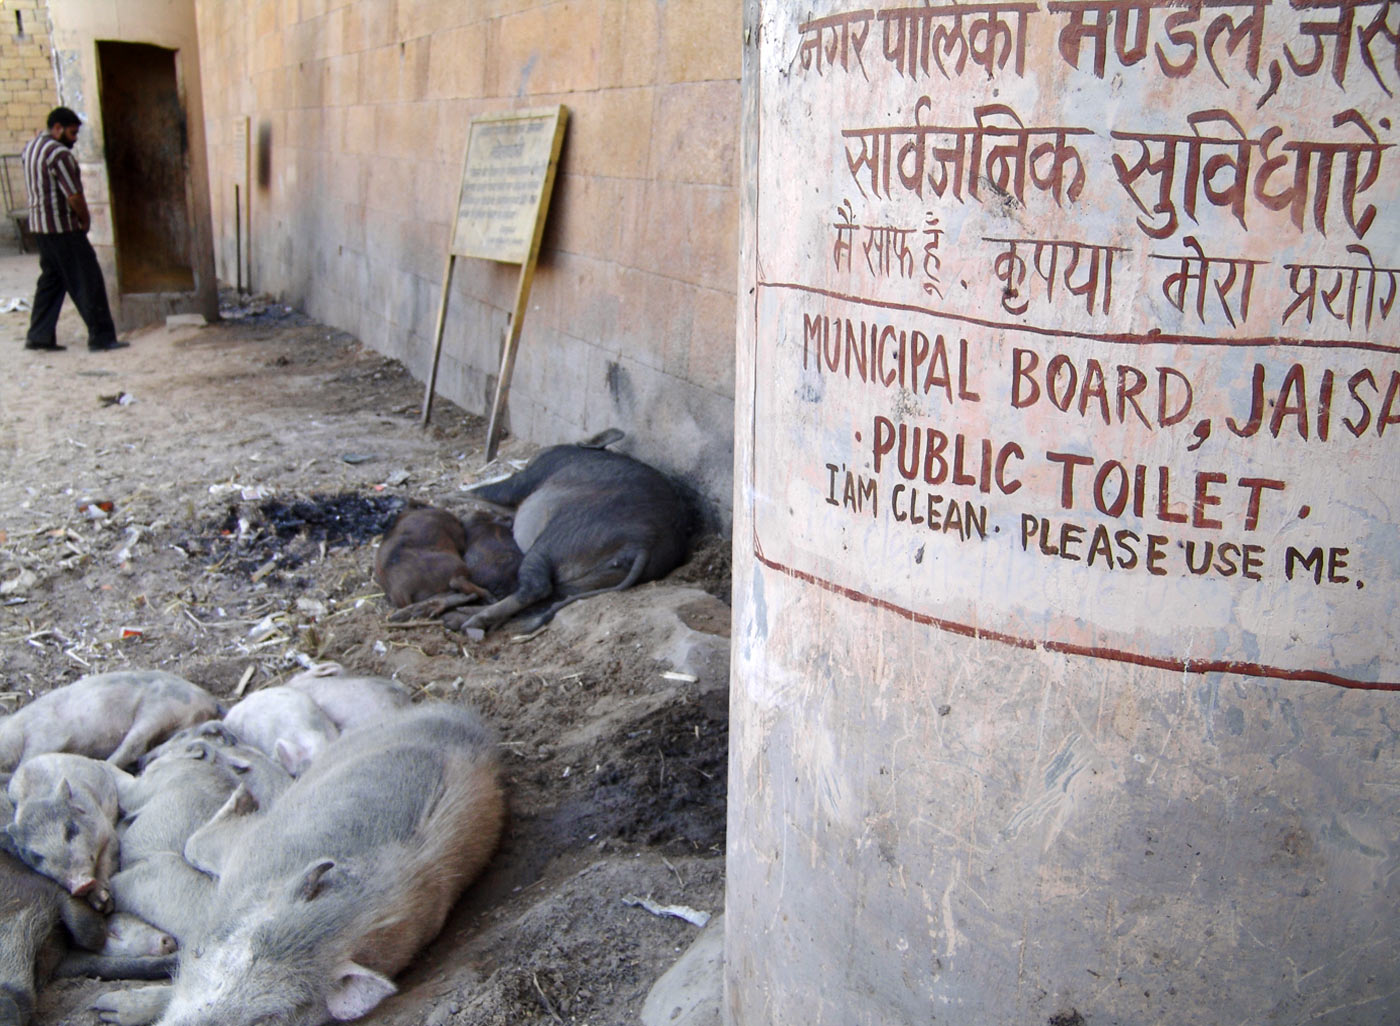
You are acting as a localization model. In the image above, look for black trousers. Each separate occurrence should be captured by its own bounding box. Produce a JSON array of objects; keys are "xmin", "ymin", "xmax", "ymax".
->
[{"xmin": 27, "ymin": 231, "xmax": 118, "ymax": 349}]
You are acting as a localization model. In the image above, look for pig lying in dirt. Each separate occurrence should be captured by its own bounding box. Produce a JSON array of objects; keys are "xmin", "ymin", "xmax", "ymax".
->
[
  {"xmin": 374, "ymin": 507, "xmax": 496, "ymax": 612},
  {"xmin": 118, "ymin": 742, "xmax": 244, "ymax": 867},
  {"xmin": 444, "ymin": 444, "xmax": 693, "ymax": 635},
  {"xmin": 136, "ymin": 726, "xmax": 292, "ymax": 808},
  {"xmin": 2, "ymin": 793, "xmax": 170, "ymax": 1026},
  {"xmin": 283, "ymin": 664, "xmax": 411, "ymax": 732},
  {"xmin": 109, "ymin": 854, "xmax": 215, "ymax": 953},
  {"xmin": 93, "ymin": 703, "xmax": 505, "ymax": 1026},
  {"xmin": 0, "ymin": 672, "xmax": 220, "ymax": 773},
  {"xmin": 108, "ymin": 735, "xmax": 281, "ymax": 951},
  {"xmin": 98, "ymin": 914, "xmax": 175, "ymax": 959},
  {"xmin": 459, "ymin": 509, "xmax": 525, "ymax": 599},
  {"xmin": 7, "ymin": 754, "xmax": 131, "ymax": 910},
  {"xmin": 1, "ymin": 789, "xmax": 107, "ymax": 1026},
  {"xmin": 223, "ymin": 687, "xmax": 340, "ymax": 777}
]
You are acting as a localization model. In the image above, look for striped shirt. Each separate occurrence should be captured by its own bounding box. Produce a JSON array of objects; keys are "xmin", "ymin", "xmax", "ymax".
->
[{"xmin": 21, "ymin": 133, "xmax": 83, "ymax": 234}]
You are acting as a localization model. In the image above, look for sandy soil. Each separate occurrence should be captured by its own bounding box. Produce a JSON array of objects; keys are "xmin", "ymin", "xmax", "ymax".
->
[{"xmin": 0, "ymin": 251, "xmax": 730, "ymax": 1026}]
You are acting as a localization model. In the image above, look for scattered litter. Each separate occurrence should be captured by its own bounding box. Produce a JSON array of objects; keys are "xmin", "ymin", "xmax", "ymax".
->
[
  {"xmin": 382, "ymin": 469, "xmax": 410, "ymax": 487},
  {"xmin": 373, "ymin": 640, "xmax": 387, "ymax": 654},
  {"xmin": 235, "ymin": 664, "xmax": 257, "ymax": 698},
  {"xmin": 510, "ymin": 626, "xmax": 548, "ymax": 644},
  {"xmin": 166, "ymin": 313, "xmax": 208, "ymax": 329},
  {"xmin": 219, "ymin": 296, "xmax": 268, "ymax": 320},
  {"xmin": 119, "ymin": 627, "xmax": 145, "ymax": 639},
  {"xmin": 208, "ymin": 482, "xmax": 276, "ymax": 501},
  {"xmin": 295, "ymin": 598, "xmax": 328, "ymax": 620},
  {"xmin": 661, "ymin": 670, "xmax": 699, "ymax": 683},
  {"xmin": 250, "ymin": 557, "xmax": 279, "ymax": 583},
  {"xmin": 115, "ymin": 526, "xmax": 143, "ymax": 563},
  {"xmin": 77, "ymin": 499, "xmax": 112, "ymax": 520},
  {"xmin": 620, "ymin": 895, "xmax": 711, "ymax": 928},
  {"xmin": 462, "ymin": 460, "xmax": 528, "ymax": 490},
  {"xmin": 97, "ymin": 392, "xmax": 136, "ymax": 407},
  {"xmin": 0, "ymin": 570, "xmax": 38, "ymax": 596},
  {"xmin": 248, "ymin": 613, "xmax": 287, "ymax": 642},
  {"xmin": 1, "ymin": 297, "xmax": 31, "ymax": 313}
]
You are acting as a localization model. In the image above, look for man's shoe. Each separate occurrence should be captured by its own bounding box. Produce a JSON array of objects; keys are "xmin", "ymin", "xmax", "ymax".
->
[
  {"xmin": 25, "ymin": 341, "xmax": 66, "ymax": 351},
  {"xmin": 88, "ymin": 340, "xmax": 130, "ymax": 352}
]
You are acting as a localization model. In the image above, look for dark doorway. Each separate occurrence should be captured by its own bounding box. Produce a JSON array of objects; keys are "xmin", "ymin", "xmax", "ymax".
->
[{"xmin": 96, "ymin": 41, "xmax": 195, "ymax": 294}]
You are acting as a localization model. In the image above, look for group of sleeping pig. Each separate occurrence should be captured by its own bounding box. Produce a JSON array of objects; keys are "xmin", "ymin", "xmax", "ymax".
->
[{"xmin": 0, "ymin": 668, "xmax": 505, "ymax": 1026}]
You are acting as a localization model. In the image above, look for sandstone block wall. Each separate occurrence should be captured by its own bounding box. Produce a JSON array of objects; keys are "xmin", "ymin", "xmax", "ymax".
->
[
  {"xmin": 1, "ymin": 0, "xmax": 56, "ymax": 227},
  {"xmin": 195, "ymin": 0, "xmax": 740, "ymax": 522}
]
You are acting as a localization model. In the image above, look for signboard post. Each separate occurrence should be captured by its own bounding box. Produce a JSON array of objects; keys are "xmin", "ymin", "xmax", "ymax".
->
[{"xmin": 420, "ymin": 105, "xmax": 568, "ymax": 460}]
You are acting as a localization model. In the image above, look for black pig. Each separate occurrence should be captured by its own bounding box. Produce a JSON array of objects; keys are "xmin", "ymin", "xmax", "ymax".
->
[{"xmin": 446, "ymin": 444, "xmax": 693, "ymax": 635}]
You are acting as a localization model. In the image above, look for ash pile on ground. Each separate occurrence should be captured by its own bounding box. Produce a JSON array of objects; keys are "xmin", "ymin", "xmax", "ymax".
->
[
  {"xmin": 184, "ymin": 493, "xmax": 407, "ymax": 577},
  {"xmin": 0, "ymin": 293, "xmax": 730, "ymax": 1026}
]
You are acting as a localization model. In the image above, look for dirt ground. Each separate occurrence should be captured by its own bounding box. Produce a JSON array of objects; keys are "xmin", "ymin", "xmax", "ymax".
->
[{"xmin": 0, "ymin": 250, "xmax": 731, "ymax": 1026}]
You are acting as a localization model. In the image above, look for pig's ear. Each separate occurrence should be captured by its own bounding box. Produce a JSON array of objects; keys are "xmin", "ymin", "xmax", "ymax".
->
[
  {"xmin": 274, "ymin": 738, "xmax": 308, "ymax": 776},
  {"xmin": 224, "ymin": 753, "xmax": 253, "ymax": 774},
  {"xmin": 325, "ymin": 962, "xmax": 397, "ymax": 1020},
  {"xmin": 294, "ymin": 858, "xmax": 339, "ymax": 901},
  {"xmin": 58, "ymin": 779, "xmax": 74, "ymax": 803}
]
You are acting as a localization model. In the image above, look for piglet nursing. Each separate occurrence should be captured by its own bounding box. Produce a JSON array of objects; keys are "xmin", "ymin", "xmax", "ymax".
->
[
  {"xmin": 94, "ymin": 703, "xmax": 505, "ymax": 1026},
  {"xmin": 0, "ymin": 671, "xmax": 220, "ymax": 773}
]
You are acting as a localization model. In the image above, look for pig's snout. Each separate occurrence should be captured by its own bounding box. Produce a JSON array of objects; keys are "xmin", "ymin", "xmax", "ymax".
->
[
  {"xmin": 70, "ymin": 875, "xmax": 98, "ymax": 897},
  {"xmin": 156, "ymin": 933, "xmax": 178, "ymax": 956}
]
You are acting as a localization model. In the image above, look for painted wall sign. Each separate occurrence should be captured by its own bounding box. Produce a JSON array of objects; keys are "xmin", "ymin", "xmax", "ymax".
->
[{"xmin": 752, "ymin": 1, "xmax": 1400, "ymax": 687}]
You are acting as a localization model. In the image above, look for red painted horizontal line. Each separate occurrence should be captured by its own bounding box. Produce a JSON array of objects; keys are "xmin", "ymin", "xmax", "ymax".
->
[
  {"xmin": 758, "ymin": 280, "xmax": 1400, "ymax": 357},
  {"xmin": 752, "ymin": 536, "xmax": 1400, "ymax": 691}
]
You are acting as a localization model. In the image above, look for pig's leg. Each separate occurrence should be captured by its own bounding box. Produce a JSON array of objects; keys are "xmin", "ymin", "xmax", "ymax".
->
[
  {"xmin": 106, "ymin": 723, "xmax": 172, "ymax": 772},
  {"xmin": 386, "ymin": 588, "xmax": 483, "ymax": 622},
  {"xmin": 0, "ymin": 991, "xmax": 29, "ymax": 1026},
  {"xmin": 56, "ymin": 952, "xmax": 176, "ymax": 981},
  {"xmin": 183, "ymin": 785, "xmax": 257, "ymax": 878},
  {"xmin": 514, "ymin": 550, "xmax": 650, "ymax": 632},
  {"xmin": 58, "ymin": 891, "xmax": 108, "ymax": 952},
  {"xmin": 0, "ymin": 724, "xmax": 21, "ymax": 775},
  {"xmin": 451, "ymin": 547, "xmax": 558, "ymax": 632},
  {"xmin": 92, "ymin": 984, "xmax": 173, "ymax": 1025}
]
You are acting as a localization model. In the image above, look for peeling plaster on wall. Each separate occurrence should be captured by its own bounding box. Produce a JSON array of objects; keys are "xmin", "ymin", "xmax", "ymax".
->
[{"xmin": 52, "ymin": 48, "xmax": 84, "ymax": 113}]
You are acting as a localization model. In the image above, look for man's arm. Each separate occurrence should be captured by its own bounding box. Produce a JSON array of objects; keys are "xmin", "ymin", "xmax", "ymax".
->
[{"xmin": 66, "ymin": 190, "xmax": 91, "ymax": 233}]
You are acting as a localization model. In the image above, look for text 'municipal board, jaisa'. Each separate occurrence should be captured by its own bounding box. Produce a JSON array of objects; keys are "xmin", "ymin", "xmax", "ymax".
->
[{"xmin": 752, "ymin": 0, "xmax": 1400, "ymax": 687}]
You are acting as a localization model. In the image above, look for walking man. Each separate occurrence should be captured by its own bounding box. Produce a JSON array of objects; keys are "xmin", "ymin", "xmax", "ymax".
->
[{"xmin": 22, "ymin": 106, "xmax": 123, "ymax": 352}]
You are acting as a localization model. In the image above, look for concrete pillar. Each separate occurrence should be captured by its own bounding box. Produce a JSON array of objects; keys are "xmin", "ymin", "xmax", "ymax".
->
[{"xmin": 729, "ymin": 1, "xmax": 1399, "ymax": 1023}]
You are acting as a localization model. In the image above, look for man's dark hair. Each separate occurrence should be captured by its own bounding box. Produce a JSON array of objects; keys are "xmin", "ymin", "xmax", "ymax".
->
[{"xmin": 46, "ymin": 107, "xmax": 81, "ymax": 129}]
